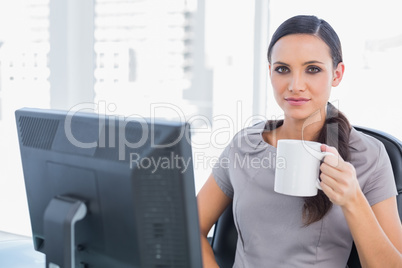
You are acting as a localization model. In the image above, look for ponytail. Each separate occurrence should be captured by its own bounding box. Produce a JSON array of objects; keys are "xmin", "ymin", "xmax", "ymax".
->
[{"xmin": 302, "ymin": 102, "xmax": 351, "ymax": 225}]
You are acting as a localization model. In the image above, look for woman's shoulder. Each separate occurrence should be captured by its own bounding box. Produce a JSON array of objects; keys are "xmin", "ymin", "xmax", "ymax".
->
[
  {"xmin": 349, "ymin": 127, "xmax": 385, "ymax": 154},
  {"xmin": 232, "ymin": 121, "xmax": 266, "ymax": 143},
  {"xmin": 349, "ymin": 127, "xmax": 397, "ymax": 204},
  {"xmin": 348, "ymin": 126, "xmax": 390, "ymax": 175},
  {"xmin": 226, "ymin": 121, "xmax": 268, "ymax": 152}
]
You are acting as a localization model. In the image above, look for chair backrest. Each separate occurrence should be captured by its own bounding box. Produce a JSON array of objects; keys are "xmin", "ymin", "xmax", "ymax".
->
[{"xmin": 210, "ymin": 126, "xmax": 402, "ymax": 268}]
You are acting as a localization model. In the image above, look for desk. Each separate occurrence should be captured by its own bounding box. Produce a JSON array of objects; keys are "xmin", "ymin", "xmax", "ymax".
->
[{"xmin": 0, "ymin": 231, "xmax": 45, "ymax": 267}]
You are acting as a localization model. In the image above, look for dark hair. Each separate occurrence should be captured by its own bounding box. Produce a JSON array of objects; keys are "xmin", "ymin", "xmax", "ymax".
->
[
  {"xmin": 303, "ymin": 102, "xmax": 351, "ymax": 225},
  {"xmin": 267, "ymin": 15, "xmax": 343, "ymax": 68},
  {"xmin": 266, "ymin": 15, "xmax": 351, "ymax": 225}
]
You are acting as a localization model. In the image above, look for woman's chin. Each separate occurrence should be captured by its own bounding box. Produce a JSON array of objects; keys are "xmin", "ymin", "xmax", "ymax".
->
[{"xmin": 284, "ymin": 110, "xmax": 324, "ymax": 123}]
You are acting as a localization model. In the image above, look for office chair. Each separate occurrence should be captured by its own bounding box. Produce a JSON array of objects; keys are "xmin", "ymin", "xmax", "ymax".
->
[{"xmin": 210, "ymin": 126, "xmax": 402, "ymax": 268}]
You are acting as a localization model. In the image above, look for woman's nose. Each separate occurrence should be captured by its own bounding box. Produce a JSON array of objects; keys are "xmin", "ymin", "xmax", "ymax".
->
[{"xmin": 288, "ymin": 73, "xmax": 306, "ymax": 92}]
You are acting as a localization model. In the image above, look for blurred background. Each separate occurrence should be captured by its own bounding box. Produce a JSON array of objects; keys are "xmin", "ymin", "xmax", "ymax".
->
[{"xmin": 0, "ymin": 0, "xmax": 401, "ymax": 236}]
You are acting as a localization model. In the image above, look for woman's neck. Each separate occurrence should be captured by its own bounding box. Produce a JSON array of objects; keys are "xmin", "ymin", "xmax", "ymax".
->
[
  {"xmin": 264, "ymin": 109, "xmax": 326, "ymax": 147},
  {"xmin": 279, "ymin": 118, "xmax": 324, "ymax": 141}
]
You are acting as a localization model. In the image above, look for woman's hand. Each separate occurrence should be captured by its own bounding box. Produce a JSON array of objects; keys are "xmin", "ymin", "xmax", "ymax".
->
[
  {"xmin": 319, "ymin": 144, "xmax": 362, "ymax": 208},
  {"xmin": 320, "ymin": 145, "xmax": 402, "ymax": 266}
]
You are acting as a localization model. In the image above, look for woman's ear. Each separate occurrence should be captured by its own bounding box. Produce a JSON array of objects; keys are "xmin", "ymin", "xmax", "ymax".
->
[
  {"xmin": 332, "ymin": 62, "xmax": 345, "ymax": 87},
  {"xmin": 268, "ymin": 64, "xmax": 272, "ymax": 78}
]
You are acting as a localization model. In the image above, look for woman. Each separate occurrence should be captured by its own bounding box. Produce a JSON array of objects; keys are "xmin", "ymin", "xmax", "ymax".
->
[{"xmin": 197, "ymin": 15, "xmax": 402, "ymax": 267}]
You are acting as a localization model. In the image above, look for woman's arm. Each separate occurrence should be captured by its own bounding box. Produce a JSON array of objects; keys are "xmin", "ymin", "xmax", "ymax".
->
[
  {"xmin": 320, "ymin": 145, "xmax": 402, "ymax": 267},
  {"xmin": 343, "ymin": 195, "xmax": 402, "ymax": 267},
  {"xmin": 197, "ymin": 174, "xmax": 232, "ymax": 268}
]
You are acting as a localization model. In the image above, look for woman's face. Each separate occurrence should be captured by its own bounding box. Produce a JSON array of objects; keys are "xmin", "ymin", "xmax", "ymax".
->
[{"xmin": 269, "ymin": 34, "xmax": 344, "ymax": 122}]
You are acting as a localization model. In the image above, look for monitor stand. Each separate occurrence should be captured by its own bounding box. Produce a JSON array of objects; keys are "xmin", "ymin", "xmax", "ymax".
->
[{"xmin": 43, "ymin": 196, "xmax": 87, "ymax": 268}]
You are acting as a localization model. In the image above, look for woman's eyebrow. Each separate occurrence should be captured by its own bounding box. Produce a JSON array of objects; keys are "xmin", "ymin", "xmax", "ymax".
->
[
  {"xmin": 272, "ymin": 61, "xmax": 289, "ymax": 66},
  {"xmin": 303, "ymin": 60, "xmax": 325, "ymax": 65},
  {"xmin": 272, "ymin": 60, "xmax": 325, "ymax": 66}
]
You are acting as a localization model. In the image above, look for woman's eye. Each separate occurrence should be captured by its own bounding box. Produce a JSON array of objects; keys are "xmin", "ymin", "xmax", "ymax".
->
[
  {"xmin": 275, "ymin": 66, "xmax": 289, "ymax": 73},
  {"xmin": 307, "ymin": 66, "xmax": 321, "ymax": 73}
]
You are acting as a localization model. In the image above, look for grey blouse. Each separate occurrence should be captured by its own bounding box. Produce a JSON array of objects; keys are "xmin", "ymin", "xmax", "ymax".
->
[{"xmin": 212, "ymin": 121, "xmax": 397, "ymax": 268}]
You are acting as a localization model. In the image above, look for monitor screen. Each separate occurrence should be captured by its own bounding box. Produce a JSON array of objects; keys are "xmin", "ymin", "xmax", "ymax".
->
[{"xmin": 15, "ymin": 107, "xmax": 202, "ymax": 268}]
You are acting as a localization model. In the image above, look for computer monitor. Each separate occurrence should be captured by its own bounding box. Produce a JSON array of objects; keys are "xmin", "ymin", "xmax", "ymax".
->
[{"xmin": 15, "ymin": 107, "xmax": 202, "ymax": 268}]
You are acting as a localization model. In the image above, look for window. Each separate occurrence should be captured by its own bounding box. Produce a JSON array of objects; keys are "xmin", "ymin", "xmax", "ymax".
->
[
  {"xmin": 0, "ymin": 0, "xmax": 225, "ymax": 236},
  {"xmin": 93, "ymin": 0, "xmax": 207, "ymax": 118},
  {"xmin": 0, "ymin": 0, "xmax": 50, "ymax": 235}
]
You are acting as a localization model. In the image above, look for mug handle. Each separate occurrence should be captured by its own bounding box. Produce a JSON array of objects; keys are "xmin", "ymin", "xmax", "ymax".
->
[{"xmin": 316, "ymin": 151, "xmax": 334, "ymax": 190}]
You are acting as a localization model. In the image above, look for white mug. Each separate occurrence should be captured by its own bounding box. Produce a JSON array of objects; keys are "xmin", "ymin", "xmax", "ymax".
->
[{"xmin": 274, "ymin": 139, "xmax": 332, "ymax": 197}]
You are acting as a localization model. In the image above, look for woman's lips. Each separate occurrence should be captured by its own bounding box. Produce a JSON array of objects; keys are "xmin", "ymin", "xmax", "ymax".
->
[{"xmin": 285, "ymin": 97, "xmax": 311, "ymax": 106}]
